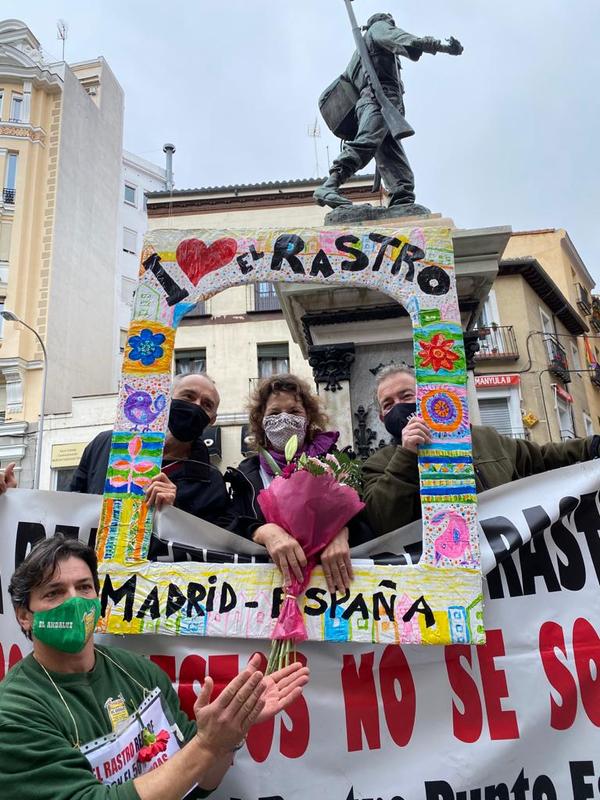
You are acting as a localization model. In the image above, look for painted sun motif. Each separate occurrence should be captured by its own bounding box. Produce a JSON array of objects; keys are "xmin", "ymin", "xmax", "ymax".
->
[
  {"xmin": 418, "ymin": 333, "xmax": 460, "ymax": 372},
  {"xmin": 421, "ymin": 389, "xmax": 464, "ymax": 432}
]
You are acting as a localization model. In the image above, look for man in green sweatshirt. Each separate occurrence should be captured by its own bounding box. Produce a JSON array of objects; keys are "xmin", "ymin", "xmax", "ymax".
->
[
  {"xmin": 363, "ymin": 365, "xmax": 600, "ymax": 536},
  {"xmin": 0, "ymin": 535, "xmax": 309, "ymax": 800}
]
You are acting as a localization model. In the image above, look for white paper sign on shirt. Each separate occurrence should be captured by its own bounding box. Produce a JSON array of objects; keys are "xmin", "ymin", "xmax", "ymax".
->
[{"xmin": 80, "ymin": 688, "xmax": 184, "ymax": 786}]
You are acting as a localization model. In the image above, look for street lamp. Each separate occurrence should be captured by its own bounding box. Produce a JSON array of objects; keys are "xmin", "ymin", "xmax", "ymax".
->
[{"xmin": 1, "ymin": 310, "xmax": 48, "ymax": 489}]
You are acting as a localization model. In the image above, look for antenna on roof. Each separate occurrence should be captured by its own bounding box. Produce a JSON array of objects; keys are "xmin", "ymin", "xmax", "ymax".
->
[
  {"xmin": 56, "ymin": 19, "xmax": 69, "ymax": 61},
  {"xmin": 307, "ymin": 117, "xmax": 321, "ymax": 178}
]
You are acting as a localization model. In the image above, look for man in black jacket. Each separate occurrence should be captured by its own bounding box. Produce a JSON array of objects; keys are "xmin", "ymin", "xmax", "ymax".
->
[{"xmin": 69, "ymin": 374, "xmax": 235, "ymax": 531}]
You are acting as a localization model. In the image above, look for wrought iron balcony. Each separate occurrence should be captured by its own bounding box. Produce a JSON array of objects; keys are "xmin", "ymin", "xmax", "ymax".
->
[
  {"xmin": 547, "ymin": 336, "xmax": 571, "ymax": 384},
  {"xmin": 474, "ymin": 325, "xmax": 519, "ymax": 361},
  {"xmin": 2, "ymin": 188, "xmax": 15, "ymax": 204},
  {"xmin": 591, "ymin": 365, "xmax": 600, "ymax": 389},
  {"xmin": 591, "ymin": 295, "xmax": 600, "ymax": 331},
  {"xmin": 493, "ymin": 428, "xmax": 528, "ymax": 440},
  {"xmin": 575, "ymin": 283, "xmax": 592, "ymax": 315}
]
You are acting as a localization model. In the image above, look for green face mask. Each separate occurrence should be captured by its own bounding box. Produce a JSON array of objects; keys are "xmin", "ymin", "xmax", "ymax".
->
[{"xmin": 32, "ymin": 596, "xmax": 101, "ymax": 654}]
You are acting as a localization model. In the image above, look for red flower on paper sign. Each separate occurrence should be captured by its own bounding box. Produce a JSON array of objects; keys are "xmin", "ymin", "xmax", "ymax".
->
[
  {"xmin": 419, "ymin": 334, "xmax": 460, "ymax": 372},
  {"xmin": 137, "ymin": 728, "xmax": 170, "ymax": 763}
]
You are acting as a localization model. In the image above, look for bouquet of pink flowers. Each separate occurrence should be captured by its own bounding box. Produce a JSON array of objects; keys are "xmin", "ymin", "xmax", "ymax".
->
[{"xmin": 258, "ymin": 437, "xmax": 364, "ymax": 672}]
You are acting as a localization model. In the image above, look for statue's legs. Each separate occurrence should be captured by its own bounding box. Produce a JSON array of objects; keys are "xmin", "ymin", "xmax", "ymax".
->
[
  {"xmin": 314, "ymin": 92, "xmax": 416, "ymax": 209},
  {"xmin": 375, "ymin": 134, "xmax": 416, "ymax": 206}
]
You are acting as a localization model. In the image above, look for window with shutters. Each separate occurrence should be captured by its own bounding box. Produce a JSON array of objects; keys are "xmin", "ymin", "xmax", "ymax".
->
[
  {"xmin": 257, "ymin": 343, "xmax": 289, "ymax": 378},
  {"xmin": 123, "ymin": 227, "xmax": 137, "ymax": 255},
  {"xmin": 556, "ymin": 396, "xmax": 575, "ymax": 440},
  {"xmin": 121, "ymin": 277, "xmax": 136, "ymax": 307},
  {"xmin": 478, "ymin": 397, "xmax": 514, "ymax": 437}
]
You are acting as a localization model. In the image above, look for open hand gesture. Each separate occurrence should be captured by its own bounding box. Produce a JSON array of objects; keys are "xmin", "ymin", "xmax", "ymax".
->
[{"xmin": 193, "ymin": 654, "xmax": 309, "ymax": 756}]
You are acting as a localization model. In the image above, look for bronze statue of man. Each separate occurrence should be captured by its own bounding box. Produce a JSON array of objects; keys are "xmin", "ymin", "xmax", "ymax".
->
[{"xmin": 314, "ymin": 12, "xmax": 463, "ymax": 213}]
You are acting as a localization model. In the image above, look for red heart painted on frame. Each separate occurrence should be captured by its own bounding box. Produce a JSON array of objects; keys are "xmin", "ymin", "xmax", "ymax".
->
[{"xmin": 175, "ymin": 238, "xmax": 237, "ymax": 285}]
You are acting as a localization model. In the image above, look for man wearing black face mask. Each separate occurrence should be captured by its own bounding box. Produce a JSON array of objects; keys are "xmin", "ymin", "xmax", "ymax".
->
[
  {"xmin": 363, "ymin": 365, "xmax": 600, "ymax": 536},
  {"xmin": 68, "ymin": 374, "xmax": 235, "ymax": 529}
]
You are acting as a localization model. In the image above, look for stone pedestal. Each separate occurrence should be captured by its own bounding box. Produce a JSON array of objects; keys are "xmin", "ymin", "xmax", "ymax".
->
[{"xmin": 324, "ymin": 202, "xmax": 433, "ymax": 226}]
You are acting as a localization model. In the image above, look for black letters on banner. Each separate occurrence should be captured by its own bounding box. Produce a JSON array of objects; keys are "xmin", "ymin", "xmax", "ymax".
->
[
  {"xmin": 136, "ymin": 586, "xmax": 160, "ymax": 620},
  {"xmin": 519, "ymin": 506, "xmax": 561, "ymax": 595},
  {"xmin": 550, "ymin": 497, "xmax": 586, "ymax": 591},
  {"xmin": 391, "ymin": 243, "xmax": 426, "ymax": 280},
  {"xmin": 336, "ymin": 235, "xmax": 369, "ymax": 272},
  {"xmin": 143, "ymin": 253, "xmax": 189, "ymax": 306},
  {"xmin": 481, "ymin": 516, "xmax": 525, "ymax": 599},
  {"xmin": 309, "ymin": 249, "xmax": 334, "ymax": 277},
  {"xmin": 368, "ymin": 232, "xmax": 401, "ymax": 271},
  {"xmin": 270, "ymin": 235, "xmax": 306, "ymax": 274},
  {"xmin": 570, "ymin": 760, "xmax": 596, "ymax": 800},
  {"xmin": 100, "ymin": 574, "xmax": 136, "ymax": 622},
  {"xmin": 402, "ymin": 595, "xmax": 435, "ymax": 627},
  {"xmin": 14, "ymin": 522, "xmax": 46, "ymax": 570}
]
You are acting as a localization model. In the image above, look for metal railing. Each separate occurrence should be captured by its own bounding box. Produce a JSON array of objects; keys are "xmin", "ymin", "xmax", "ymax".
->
[
  {"xmin": 591, "ymin": 365, "xmax": 600, "ymax": 389},
  {"xmin": 493, "ymin": 428, "xmax": 528, "ymax": 440},
  {"xmin": 2, "ymin": 188, "xmax": 15, "ymax": 204},
  {"xmin": 575, "ymin": 283, "xmax": 592, "ymax": 314},
  {"xmin": 547, "ymin": 336, "xmax": 571, "ymax": 384},
  {"xmin": 475, "ymin": 325, "xmax": 519, "ymax": 360}
]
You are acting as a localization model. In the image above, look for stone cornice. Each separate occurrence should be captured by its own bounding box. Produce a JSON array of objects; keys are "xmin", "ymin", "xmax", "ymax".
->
[
  {"xmin": 0, "ymin": 122, "xmax": 46, "ymax": 144},
  {"xmin": 0, "ymin": 44, "xmax": 63, "ymax": 93},
  {"xmin": 0, "ymin": 356, "xmax": 44, "ymax": 371}
]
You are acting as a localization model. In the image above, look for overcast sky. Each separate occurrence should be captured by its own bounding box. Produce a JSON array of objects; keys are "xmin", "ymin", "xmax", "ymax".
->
[{"xmin": 8, "ymin": 1, "xmax": 600, "ymax": 280}]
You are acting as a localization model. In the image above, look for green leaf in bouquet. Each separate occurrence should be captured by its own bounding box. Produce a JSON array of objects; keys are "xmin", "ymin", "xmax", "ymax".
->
[
  {"xmin": 284, "ymin": 434, "xmax": 299, "ymax": 463},
  {"xmin": 258, "ymin": 447, "xmax": 283, "ymax": 476}
]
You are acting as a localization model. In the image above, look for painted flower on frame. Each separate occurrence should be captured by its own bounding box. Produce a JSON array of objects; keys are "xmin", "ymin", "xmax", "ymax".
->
[
  {"xmin": 127, "ymin": 328, "xmax": 166, "ymax": 367},
  {"xmin": 418, "ymin": 334, "xmax": 460, "ymax": 372},
  {"xmin": 108, "ymin": 435, "xmax": 159, "ymax": 494}
]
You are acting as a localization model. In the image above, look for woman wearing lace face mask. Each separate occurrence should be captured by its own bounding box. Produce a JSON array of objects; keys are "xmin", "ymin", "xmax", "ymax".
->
[{"xmin": 226, "ymin": 375, "xmax": 372, "ymax": 594}]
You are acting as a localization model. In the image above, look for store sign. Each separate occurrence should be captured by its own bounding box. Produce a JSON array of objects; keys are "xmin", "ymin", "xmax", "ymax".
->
[
  {"xmin": 50, "ymin": 442, "xmax": 87, "ymax": 468},
  {"xmin": 475, "ymin": 374, "xmax": 520, "ymax": 388}
]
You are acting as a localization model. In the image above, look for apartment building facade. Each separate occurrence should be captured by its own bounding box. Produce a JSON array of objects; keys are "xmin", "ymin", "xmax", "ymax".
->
[
  {"xmin": 0, "ymin": 19, "xmax": 123, "ymax": 484},
  {"xmin": 474, "ymin": 229, "xmax": 600, "ymax": 443}
]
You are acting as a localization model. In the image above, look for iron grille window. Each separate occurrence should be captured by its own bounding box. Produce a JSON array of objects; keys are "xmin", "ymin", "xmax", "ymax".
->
[{"xmin": 254, "ymin": 283, "xmax": 281, "ymax": 312}]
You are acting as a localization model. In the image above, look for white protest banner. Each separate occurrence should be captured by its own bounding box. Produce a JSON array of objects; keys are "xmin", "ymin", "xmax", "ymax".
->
[{"xmin": 1, "ymin": 462, "xmax": 599, "ymax": 799}]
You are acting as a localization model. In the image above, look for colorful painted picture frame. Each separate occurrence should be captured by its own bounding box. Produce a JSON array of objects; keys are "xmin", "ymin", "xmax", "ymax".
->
[{"xmin": 97, "ymin": 226, "xmax": 483, "ymax": 646}]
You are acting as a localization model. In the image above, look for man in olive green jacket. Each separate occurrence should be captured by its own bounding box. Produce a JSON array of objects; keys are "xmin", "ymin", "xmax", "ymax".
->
[{"xmin": 363, "ymin": 366, "xmax": 600, "ymax": 536}]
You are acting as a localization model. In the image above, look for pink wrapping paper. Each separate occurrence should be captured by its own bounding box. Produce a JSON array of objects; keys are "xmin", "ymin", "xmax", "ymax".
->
[{"xmin": 257, "ymin": 470, "xmax": 365, "ymax": 640}]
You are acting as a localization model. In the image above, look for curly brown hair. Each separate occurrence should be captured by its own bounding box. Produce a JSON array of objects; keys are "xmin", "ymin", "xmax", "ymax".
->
[{"xmin": 247, "ymin": 373, "xmax": 329, "ymax": 450}]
